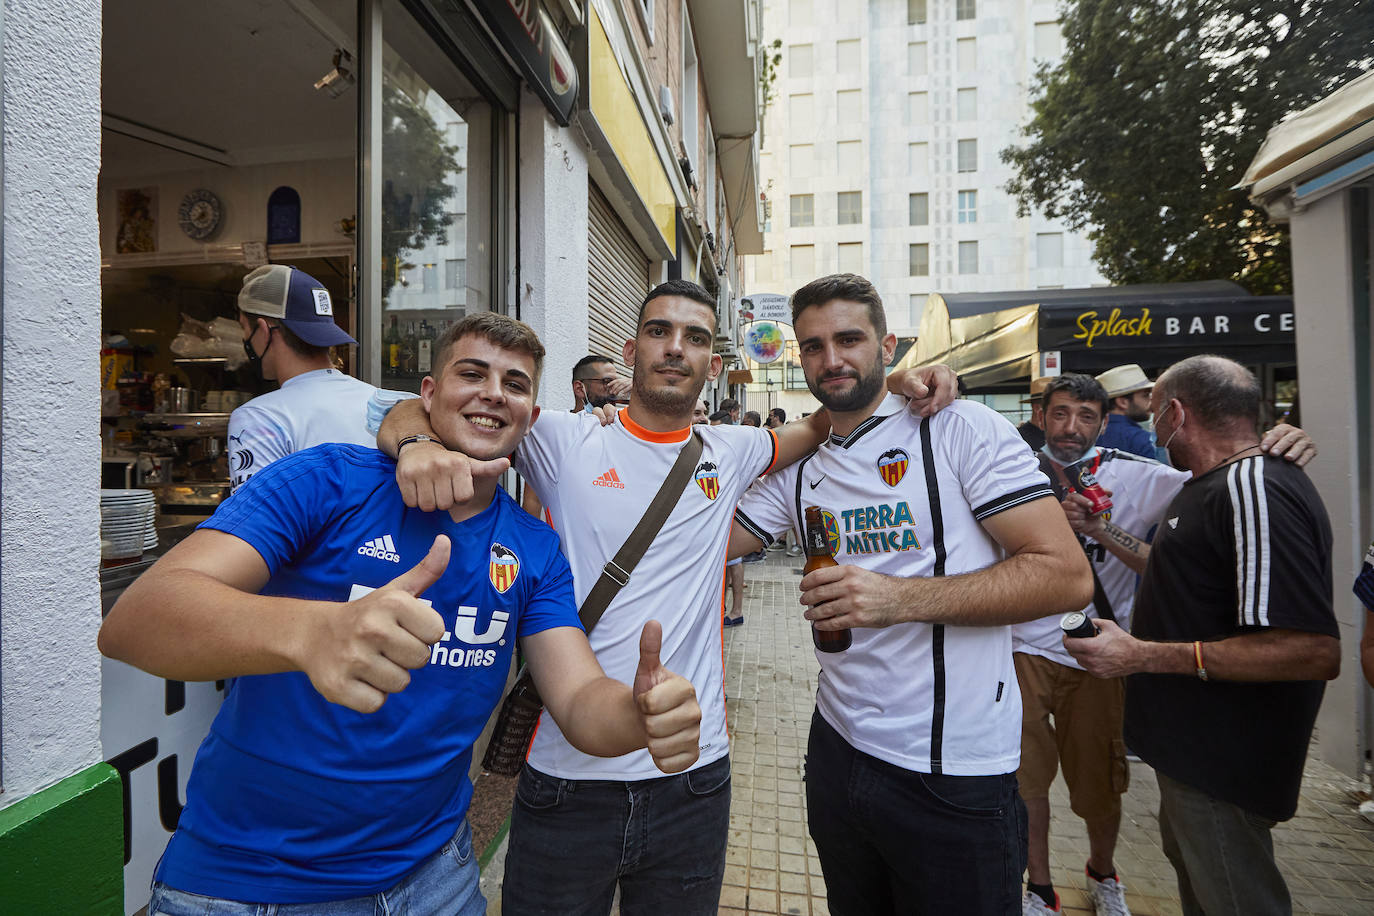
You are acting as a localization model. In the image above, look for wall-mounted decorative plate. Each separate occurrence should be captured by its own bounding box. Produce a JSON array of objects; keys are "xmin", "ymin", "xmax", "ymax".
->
[{"xmin": 178, "ymin": 189, "xmax": 222, "ymax": 240}]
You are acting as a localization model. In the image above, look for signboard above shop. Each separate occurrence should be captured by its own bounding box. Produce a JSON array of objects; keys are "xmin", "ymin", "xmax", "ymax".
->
[
  {"xmin": 462, "ymin": 0, "xmax": 579, "ymax": 125},
  {"xmin": 740, "ymin": 292, "xmax": 791, "ymax": 325}
]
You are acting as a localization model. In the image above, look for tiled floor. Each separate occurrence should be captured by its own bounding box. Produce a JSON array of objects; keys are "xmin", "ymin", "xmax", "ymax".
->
[{"xmin": 485, "ymin": 548, "xmax": 1374, "ymax": 914}]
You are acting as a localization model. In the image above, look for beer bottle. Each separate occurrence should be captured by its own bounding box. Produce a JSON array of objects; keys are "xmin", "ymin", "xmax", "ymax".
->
[{"xmin": 803, "ymin": 506, "xmax": 851, "ymax": 653}]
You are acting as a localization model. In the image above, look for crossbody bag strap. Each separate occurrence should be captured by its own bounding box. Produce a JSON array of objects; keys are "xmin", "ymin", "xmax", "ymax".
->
[{"xmin": 578, "ymin": 428, "xmax": 704, "ymax": 631}]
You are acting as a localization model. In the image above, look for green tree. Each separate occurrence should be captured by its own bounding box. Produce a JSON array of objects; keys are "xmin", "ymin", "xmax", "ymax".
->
[
  {"xmin": 382, "ymin": 84, "xmax": 463, "ymax": 302},
  {"xmin": 1002, "ymin": 1, "xmax": 1371, "ymax": 293}
]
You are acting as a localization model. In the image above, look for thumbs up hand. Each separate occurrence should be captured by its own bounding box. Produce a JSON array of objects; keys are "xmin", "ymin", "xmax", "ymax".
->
[
  {"xmin": 632, "ymin": 620, "xmax": 702, "ymax": 774},
  {"xmin": 301, "ymin": 535, "xmax": 450, "ymax": 713}
]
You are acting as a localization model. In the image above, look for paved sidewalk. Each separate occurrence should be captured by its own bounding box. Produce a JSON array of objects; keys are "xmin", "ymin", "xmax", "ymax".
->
[{"xmin": 482, "ymin": 548, "xmax": 1374, "ymax": 914}]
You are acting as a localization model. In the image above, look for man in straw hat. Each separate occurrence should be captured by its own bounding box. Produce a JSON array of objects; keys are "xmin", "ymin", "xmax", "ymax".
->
[
  {"xmin": 1094, "ymin": 364, "xmax": 1159, "ymax": 459},
  {"xmin": 1019, "ymin": 376, "xmax": 1053, "ymax": 451}
]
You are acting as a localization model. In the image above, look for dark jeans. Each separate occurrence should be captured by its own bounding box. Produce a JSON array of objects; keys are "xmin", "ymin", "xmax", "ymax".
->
[
  {"xmin": 501, "ymin": 755, "xmax": 731, "ymax": 915},
  {"xmin": 805, "ymin": 710, "xmax": 1027, "ymax": 916}
]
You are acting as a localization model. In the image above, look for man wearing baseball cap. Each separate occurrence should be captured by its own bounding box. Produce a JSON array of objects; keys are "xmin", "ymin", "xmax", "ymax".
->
[
  {"xmin": 229, "ymin": 264, "xmax": 378, "ymax": 492},
  {"xmin": 1094, "ymin": 364, "xmax": 1159, "ymax": 459}
]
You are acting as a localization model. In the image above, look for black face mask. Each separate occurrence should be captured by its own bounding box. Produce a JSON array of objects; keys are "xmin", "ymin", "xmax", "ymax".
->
[{"xmin": 243, "ymin": 325, "xmax": 275, "ymax": 366}]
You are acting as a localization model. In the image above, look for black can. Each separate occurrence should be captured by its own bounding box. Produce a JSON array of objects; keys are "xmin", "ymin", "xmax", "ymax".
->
[{"xmin": 1060, "ymin": 611, "xmax": 1098, "ymax": 639}]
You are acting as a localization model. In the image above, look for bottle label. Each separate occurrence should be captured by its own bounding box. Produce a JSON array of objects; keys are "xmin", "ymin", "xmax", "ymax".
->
[
  {"xmin": 806, "ymin": 526, "xmax": 827, "ymax": 553},
  {"xmin": 418, "ymin": 340, "xmax": 432, "ymax": 373}
]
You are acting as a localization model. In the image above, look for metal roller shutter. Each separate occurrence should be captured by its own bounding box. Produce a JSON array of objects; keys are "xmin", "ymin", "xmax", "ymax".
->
[{"xmin": 588, "ymin": 183, "xmax": 650, "ymax": 366}]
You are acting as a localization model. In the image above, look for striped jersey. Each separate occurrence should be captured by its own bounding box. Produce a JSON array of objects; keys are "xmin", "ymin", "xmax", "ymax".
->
[
  {"xmin": 515, "ymin": 408, "xmax": 779, "ymax": 780},
  {"xmin": 1012, "ymin": 448, "xmax": 1188, "ymax": 668},
  {"xmin": 735, "ymin": 397, "xmax": 1054, "ymax": 776},
  {"xmin": 1125, "ymin": 454, "xmax": 1337, "ymax": 821}
]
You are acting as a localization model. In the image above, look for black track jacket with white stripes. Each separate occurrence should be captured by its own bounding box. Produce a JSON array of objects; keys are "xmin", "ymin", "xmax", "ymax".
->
[{"xmin": 1124, "ymin": 454, "xmax": 1337, "ymax": 822}]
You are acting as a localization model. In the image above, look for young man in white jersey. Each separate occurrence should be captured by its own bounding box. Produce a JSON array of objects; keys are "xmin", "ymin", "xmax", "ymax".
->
[
  {"xmin": 376, "ymin": 279, "xmax": 956, "ymax": 914},
  {"xmin": 228, "ymin": 264, "xmax": 382, "ymax": 491},
  {"xmin": 729, "ymin": 274, "xmax": 1094, "ymax": 916}
]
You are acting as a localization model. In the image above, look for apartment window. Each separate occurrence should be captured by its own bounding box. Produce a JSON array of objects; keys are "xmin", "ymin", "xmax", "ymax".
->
[
  {"xmin": 907, "ymin": 0, "xmax": 927, "ymax": 24},
  {"xmin": 790, "ymin": 143, "xmax": 815, "ymax": 177},
  {"xmin": 908, "ymin": 42, "xmax": 927, "ymax": 76},
  {"xmin": 959, "ymin": 240, "xmax": 979, "ymax": 274},
  {"xmin": 837, "ymin": 39, "xmax": 861, "ymax": 74},
  {"xmin": 837, "ymin": 191, "xmax": 862, "ymax": 225},
  {"xmin": 790, "ymin": 244, "xmax": 816, "ymax": 277},
  {"xmin": 789, "ymin": 93, "xmax": 813, "ymax": 125},
  {"xmin": 909, "ymin": 192, "xmax": 929, "ymax": 226},
  {"xmin": 837, "ymin": 140, "xmax": 863, "ymax": 174},
  {"xmin": 838, "ymin": 242, "xmax": 863, "ymax": 273},
  {"xmin": 957, "ymin": 190, "xmax": 977, "ymax": 223},
  {"xmin": 908, "ymin": 91, "xmax": 929, "ymax": 124},
  {"xmin": 956, "ymin": 0, "xmax": 976, "ymax": 20},
  {"xmin": 445, "ymin": 259, "xmax": 466, "ymax": 290},
  {"xmin": 790, "ymin": 194, "xmax": 815, "ymax": 227},
  {"xmin": 837, "ymin": 89, "xmax": 862, "ymax": 124},
  {"xmin": 1038, "ymin": 232, "xmax": 1065, "ymax": 269},
  {"xmin": 909, "ymin": 293, "xmax": 925, "ymax": 326},
  {"xmin": 957, "ymin": 88, "xmax": 977, "ymax": 121},
  {"xmin": 909, "ymin": 142, "xmax": 929, "ymax": 174},
  {"xmin": 909, "ymin": 243, "xmax": 930, "ymax": 276},
  {"xmin": 789, "ymin": 43, "xmax": 814, "ymax": 77},
  {"xmin": 1034, "ymin": 22, "xmax": 1063, "ymax": 61},
  {"xmin": 957, "ymin": 139, "xmax": 978, "ymax": 172},
  {"xmin": 790, "ymin": 0, "xmax": 812, "ymax": 26},
  {"xmin": 957, "ymin": 37, "xmax": 976, "ymax": 71}
]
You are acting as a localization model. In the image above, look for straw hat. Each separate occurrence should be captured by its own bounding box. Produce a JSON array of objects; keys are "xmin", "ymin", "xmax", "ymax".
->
[
  {"xmin": 1020, "ymin": 376, "xmax": 1054, "ymax": 405},
  {"xmin": 1095, "ymin": 364, "xmax": 1154, "ymax": 399}
]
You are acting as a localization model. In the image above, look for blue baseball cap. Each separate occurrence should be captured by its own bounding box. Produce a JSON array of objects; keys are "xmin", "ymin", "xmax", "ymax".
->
[{"xmin": 238, "ymin": 264, "xmax": 357, "ymax": 348}]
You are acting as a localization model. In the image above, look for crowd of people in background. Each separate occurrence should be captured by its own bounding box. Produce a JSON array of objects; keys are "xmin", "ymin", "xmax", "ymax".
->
[{"xmin": 100, "ymin": 267, "xmax": 1355, "ymax": 916}]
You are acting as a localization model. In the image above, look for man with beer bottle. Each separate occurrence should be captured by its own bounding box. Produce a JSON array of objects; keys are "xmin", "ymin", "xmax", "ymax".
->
[{"xmin": 730, "ymin": 274, "xmax": 1093, "ymax": 916}]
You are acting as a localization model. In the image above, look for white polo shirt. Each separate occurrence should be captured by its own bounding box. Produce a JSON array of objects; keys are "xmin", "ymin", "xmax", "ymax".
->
[
  {"xmin": 516, "ymin": 408, "xmax": 778, "ymax": 780},
  {"xmin": 228, "ymin": 369, "xmax": 379, "ymax": 492},
  {"xmin": 1012, "ymin": 449, "xmax": 1188, "ymax": 668},
  {"xmin": 735, "ymin": 397, "xmax": 1053, "ymax": 776}
]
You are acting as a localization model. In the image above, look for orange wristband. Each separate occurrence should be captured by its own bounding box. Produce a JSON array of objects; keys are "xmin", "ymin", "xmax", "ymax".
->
[{"xmin": 1193, "ymin": 640, "xmax": 1209, "ymax": 681}]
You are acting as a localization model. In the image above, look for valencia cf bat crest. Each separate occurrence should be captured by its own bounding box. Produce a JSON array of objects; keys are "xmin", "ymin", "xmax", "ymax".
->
[
  {"xmin": 489, "ymin": 543, "xmax": 520, "ymax": 594},
  {"xmin": 695, "ymin": 461, "xmax": 720, "ymax": 500},
  {"xmin": 877, "ymin": 448, "xmax": 910, "ymax": 488}
]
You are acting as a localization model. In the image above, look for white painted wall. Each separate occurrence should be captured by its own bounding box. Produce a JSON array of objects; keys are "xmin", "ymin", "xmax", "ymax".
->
[
  {"xmin": 517, "ymin": 94, "xmax": 591, "ymax": 412},
  {"xmin": 1, "ymin": 0, "xmax": 105, "ymax": 806},
  {"xmin": 98, "ymin": 158, "xmax": 355, "ymax": 258}
]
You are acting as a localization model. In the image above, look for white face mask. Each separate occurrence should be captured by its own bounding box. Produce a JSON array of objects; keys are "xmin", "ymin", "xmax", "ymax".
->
[{"xmin": 1154, "ymin": 401, "xmax": 1185, "ymax": 451}]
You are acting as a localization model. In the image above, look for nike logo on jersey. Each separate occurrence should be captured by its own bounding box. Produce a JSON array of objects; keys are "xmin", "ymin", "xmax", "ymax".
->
[
  {"xmin": 1168, "ymin": 517, "xmax": 1179, "ymax": 529},
  {"xmin": 592, "ymin": 468, "xmax": 625, "ymax": 489},
  {"xmin": 358, "ymin": 534, "xmax": 401, "ymax": 562},
  {"xmin": 809, "ymin": 475, "xmax": 826, "ymax": 489}
]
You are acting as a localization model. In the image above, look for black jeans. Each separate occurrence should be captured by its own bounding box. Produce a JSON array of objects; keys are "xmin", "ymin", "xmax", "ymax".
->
[
  {"xmin": 501, "ymin": 756, "xmax": 731, "ymax": 915},
  {"xmin": 805, "ymin": 710, "xmax": 1027, "ymax": 916}
]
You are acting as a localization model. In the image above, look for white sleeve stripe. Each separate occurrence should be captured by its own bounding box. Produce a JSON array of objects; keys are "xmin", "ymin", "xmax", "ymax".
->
[
  {"xmin": 1227, "ymin": 463, "xmax": 1248, "ymax": 623},
  {"xmin": 735, "ymin": 509, "xmax": 776, "ymax": 547},
  {"xmin": 1228, "ymin": 458, "xmax": 1271, "ymax": 627},
  {"xmin": 1253, "ymin": 458, "xmax": 1271, "ymax": 626}
]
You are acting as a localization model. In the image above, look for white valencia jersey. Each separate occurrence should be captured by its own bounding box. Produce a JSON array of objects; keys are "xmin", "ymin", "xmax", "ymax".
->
[
  {"xmin": 1012, "ymin": 449, "xmax": 1188, "ymax": 668},
  {"xmin": 516, "ymin": 408, "xmax": 778, "ymax": 780},
  {"xmin": 228, "ymin": 369, "xmax": 379, "ymax": 492},
  {"xmin": 735, "ymin": 397, "xmax": 1053, "ymax": 776}
]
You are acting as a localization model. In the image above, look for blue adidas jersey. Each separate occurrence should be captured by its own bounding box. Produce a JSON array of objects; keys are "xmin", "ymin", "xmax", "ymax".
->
[{"xmin": 156, "ymin": 443, "xmax": 579, "ymax": 903}]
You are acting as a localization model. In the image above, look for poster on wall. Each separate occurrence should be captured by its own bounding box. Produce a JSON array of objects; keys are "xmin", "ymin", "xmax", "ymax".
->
[{"xmin": 116, "ymin": 187, "xmax": 158, "ymax": 254}]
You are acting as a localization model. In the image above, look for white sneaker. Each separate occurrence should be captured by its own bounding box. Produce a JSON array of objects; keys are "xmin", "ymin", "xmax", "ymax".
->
[
  {"xmin": 1087, "ymin": 873, "xmax": 1131, "ymax": 916},
  {"xmin": 1022, "ymin": 890, "xmax": 1061, "ymax": 915}
]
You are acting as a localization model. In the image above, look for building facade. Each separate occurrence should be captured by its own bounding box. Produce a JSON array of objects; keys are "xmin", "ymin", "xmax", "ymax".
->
[
  {"xmin": 0, "ymin": 0, "xmax": 763, "ymax": 908},
  {"xmin": 741, "ymin": 0, "xmax": 1105, "ymax": 418}
]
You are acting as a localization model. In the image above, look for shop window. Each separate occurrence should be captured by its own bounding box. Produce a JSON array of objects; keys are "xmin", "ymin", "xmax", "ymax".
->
[
  {"xmin": 790, "ymin": 194, "xmax": 815, "ymax": 227},
  {"xmin": 957, "ymin": 190, "xmax": 977, "ymax": 223},
  {"xmin": 267, "ymin": 186, "xmax": 301, "ymax": 245},
  {"xmin": 909, "ymin": 192, "xmax": 929, "ymax": 226},
  {"xmin": 908, "ymin": 0, "xmax": 927, "ymax": 25},
  {"xmin": 957, "ymin": 139, "xmax": 978, "ymax": 172},
  {"xmin": 910, "ymin": 243, "xmax": 929, "ymax": 277},
  {"xmin": 789, "ymin": 43, "xmax": 813, "ymax": 77},
  {"xmin": 959, "ymin": 240, "xmax": 979, "ymax": 274},
  {"xmin": 837, "ymin": 191, "xmax": 862, "ymax": 225}
]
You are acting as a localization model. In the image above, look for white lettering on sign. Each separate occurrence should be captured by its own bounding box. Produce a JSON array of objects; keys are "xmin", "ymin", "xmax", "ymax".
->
[{"xmin": 1215, "ymin": 315, "xmax": 1229, "ymax": 333}]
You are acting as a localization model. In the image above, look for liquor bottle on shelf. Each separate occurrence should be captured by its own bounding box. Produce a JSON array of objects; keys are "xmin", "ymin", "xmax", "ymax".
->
[
  {"xmin": 384, "ymin": 315, "xmax": 402, "ymax": 376},
  {"xmin": 417, "ymin": 319, "xmax": 433, "ymax": 374},
  {"xmin": 401, "ymin": 321, "xmax": 417, "ymax": 375}
]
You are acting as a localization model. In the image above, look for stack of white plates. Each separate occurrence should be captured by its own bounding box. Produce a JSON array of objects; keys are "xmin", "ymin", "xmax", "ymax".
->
[{"xmin": 101, "ymin": 489, "xmax": 157, "ymax": 560}]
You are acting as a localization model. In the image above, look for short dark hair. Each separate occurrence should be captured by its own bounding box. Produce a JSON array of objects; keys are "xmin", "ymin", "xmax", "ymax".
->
[
  {"xmin": 789, "ymin": 273, "xmax": 887, "ymax": 337},
  {"xmin": 742, "ymin": 410, "xmax": 762, "ymax": 426},
  {"xmin": 1040, "ymin": 374, "xmax": 1109, "ymax": 418},
  {"xmin": 1156, "ymin": 355, "xmax": 1260, "ymax": 429},
  {"xmin": 573, "ymin": 354, "xmax": 614, "ymax": 380},
  {"xmin": 708, "ymin": 410, "xmax": 731, "ymax": 423},
  {"xmin": 638, "ymin": 279, "xmax": 717, "ymax": 326},
  {"xmin": 770, "ymin": 407, "xmax": 787, "ymax": 423},
  {"xmin": 434, "ymin": 311, "xmax": 546, "ymax": 389},
  {"xmin": 720, "ymin": 398, "xmax": 740, "ymax": 412}
]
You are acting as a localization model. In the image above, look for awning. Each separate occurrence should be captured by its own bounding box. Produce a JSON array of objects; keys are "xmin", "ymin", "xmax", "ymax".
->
[
  {"xmin": 727, "ymin": 369, "xmax": 754, "ymax": 385},
  {"xmin": 897, "ymin": 283, "xmax": 1296, "ymax": 391},
  {"xmin": 1242, "ymin": 69, "xmax": 1374, "ymax": 193}
]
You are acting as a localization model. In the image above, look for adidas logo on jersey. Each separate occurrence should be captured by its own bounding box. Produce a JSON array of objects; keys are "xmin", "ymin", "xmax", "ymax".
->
[
  {"xmin": 358, "ymin": 534, "xmax": 401, "ymax": 563},
  {"xmin": 592, "ymin": 468, "xmax": 625, "ymax": 489}
]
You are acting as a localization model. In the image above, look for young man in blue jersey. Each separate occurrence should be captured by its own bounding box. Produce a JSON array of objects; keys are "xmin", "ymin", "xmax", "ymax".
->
[{"xmin": 99, "ymin": 312, "xmax": 703, "ymax": 916}]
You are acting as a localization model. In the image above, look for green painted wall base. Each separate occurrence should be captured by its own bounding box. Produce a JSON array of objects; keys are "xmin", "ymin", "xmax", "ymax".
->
[{"xmin": 0, "ymin": 763, "xmax": 123, "ymax": 914}]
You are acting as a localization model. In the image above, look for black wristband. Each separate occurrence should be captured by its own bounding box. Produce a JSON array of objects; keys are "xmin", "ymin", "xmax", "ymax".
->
[{"xmin": 397, "ymin": 434, "xmax": 439, "ymax": 452}]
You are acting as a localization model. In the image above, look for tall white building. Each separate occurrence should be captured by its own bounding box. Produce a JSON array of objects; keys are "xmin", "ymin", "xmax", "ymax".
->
[{"xmin": 744, "ymin": 0, "xmax": 1105, "ymax": 416}]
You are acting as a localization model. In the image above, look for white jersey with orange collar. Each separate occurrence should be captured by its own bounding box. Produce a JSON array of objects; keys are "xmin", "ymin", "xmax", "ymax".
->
[
  {"xmin": 734, "ymin": 397, "xmax": 1053, "ymax": 776},
  {"xmin": 515, "ymin": 408, "xmax": 778, "ymax": 780}
]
